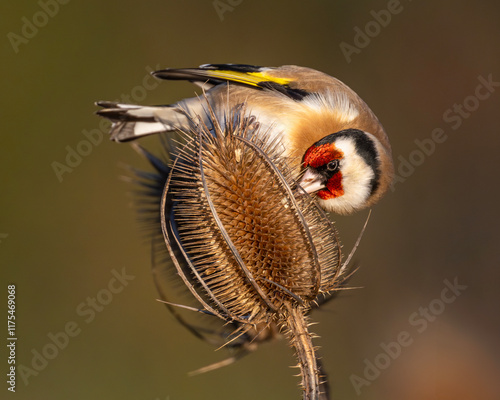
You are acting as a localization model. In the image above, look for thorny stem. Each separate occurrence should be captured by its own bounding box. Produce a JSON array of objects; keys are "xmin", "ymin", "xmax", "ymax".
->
[{"xmin": 284, "ymin": 303, "xmax": 325, "ymax": 400}]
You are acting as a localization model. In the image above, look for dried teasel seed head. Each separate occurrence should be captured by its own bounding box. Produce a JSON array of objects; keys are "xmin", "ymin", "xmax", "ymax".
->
[{"xmin": 161, "ymin": 103, "xmax": 343, "ymax": 327}]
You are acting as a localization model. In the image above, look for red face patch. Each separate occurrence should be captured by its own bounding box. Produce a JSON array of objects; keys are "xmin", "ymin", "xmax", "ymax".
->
[
  {"xmin": 303, "ymin": 143, "xmax": 344, "ymax": 168},
  {"xmin": 304, "ymin": 142, "xmax": 345, "ymax": 200},
  {"xmin": 317, "ymin": 172, "xmax": 344, "ymax": 199}
]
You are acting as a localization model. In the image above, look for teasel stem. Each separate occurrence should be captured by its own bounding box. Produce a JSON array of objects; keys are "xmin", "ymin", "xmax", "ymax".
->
[{"xmin": 284, "ymin": 303, "xmax": 325, "ymax": 400}]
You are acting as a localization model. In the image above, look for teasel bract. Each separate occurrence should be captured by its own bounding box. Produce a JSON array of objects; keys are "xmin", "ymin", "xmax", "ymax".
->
[{"xmin": 129, "ymin": 101, "xmax": 349, "ymax": 400}]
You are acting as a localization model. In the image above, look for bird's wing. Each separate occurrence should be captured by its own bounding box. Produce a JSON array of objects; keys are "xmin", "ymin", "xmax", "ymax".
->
[{"xmin": 152, "ymin": 64, "xmax": 309, "ymax": 100}]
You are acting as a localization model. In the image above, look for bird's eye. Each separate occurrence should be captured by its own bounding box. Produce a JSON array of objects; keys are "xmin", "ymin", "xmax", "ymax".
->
[{"xmin": 326, "ymin": 160, "xmax": 339, "ymax": 172}]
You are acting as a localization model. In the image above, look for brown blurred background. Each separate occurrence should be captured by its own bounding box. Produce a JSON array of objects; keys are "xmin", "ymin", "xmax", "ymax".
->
[{"xmin": 1, "ymin": 1, "xmax": 499, "ymax": 399}]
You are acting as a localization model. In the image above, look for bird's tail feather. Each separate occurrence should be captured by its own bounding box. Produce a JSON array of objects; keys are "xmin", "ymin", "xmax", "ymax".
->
[{"xmin": 95, "ymin": 101, "xmax": 189, "ymax": 142}]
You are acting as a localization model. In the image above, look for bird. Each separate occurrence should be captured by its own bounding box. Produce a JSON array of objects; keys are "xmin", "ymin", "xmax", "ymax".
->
[{"xmin": 96, "ymin": 63, "xmax": 394, "ymax": 215}]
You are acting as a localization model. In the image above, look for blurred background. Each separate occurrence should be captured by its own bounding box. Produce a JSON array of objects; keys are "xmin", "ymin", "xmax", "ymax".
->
[{"xmin": 1, "ymin": 1, "xmax": 499, "ymax": 399}]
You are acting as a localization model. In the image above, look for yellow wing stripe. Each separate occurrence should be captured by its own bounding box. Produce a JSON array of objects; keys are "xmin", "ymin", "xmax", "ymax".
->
[{"xmin": 204, "ymin": 70, "xmax": 291, "ymax": 87}]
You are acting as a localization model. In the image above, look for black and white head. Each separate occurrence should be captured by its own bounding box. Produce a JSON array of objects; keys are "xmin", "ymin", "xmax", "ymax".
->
[{"xmin": 299, "ymin": 128, "xmax": 392, "ymax": 215}]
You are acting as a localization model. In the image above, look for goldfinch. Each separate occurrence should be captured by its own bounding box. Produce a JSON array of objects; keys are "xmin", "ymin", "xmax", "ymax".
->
[{"xmin": 97, "ymin": 64, "xmax": 394, "ymax": 215}]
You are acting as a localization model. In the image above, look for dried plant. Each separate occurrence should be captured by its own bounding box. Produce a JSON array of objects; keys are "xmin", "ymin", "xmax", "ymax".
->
[{"xmin": 129, "ymin": 102, "xmax": 351, "ymax": 399}]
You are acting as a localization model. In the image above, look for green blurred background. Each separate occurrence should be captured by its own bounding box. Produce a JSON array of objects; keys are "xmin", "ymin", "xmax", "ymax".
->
[{"xmin": 1, "ymin": 1, "xmax": 499, "ymax": 399}]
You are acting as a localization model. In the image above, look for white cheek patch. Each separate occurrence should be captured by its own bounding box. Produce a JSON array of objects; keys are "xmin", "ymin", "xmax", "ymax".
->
[{"xmin": 319, "ymin": 138, "xmax": 374, "ymax": 215}]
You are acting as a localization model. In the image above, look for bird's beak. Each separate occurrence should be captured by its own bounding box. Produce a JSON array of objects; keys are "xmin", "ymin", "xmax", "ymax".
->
[{"xmin": 299, "ymin": 169, "xmax": 326, "ymax": 194}]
